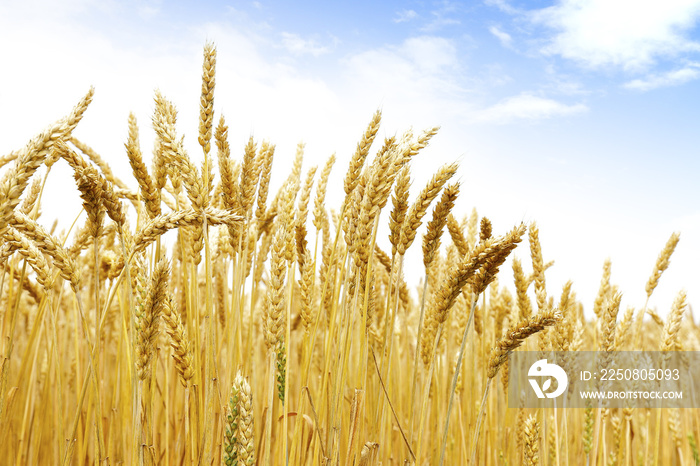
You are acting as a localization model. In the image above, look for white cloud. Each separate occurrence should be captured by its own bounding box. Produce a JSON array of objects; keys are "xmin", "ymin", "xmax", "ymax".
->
[
  {"xmin": 484, "ymin": 0, "xmax": 520, "ymax": 15},
  {"xmin": 550, "ymin": 79, "xmax": 589, "ymax": 95},
  {"xmin": 476, "ymin": 93, "xmax": 588, "ymax": 123},
  {"xmin": 489, "ymin": 25, "xmax": 512, "ymax": 48},
  {"xmin": 135, "ymin": 0, "xmax": 161, "ymax": 19},
  {"xmin": 394, "ymin": 9, "xmax": 417, "ymax": 23},
  {"xmin": 403, "ymin": 36, "xmax": 459, "ymax": 72},
  {"xmin": 346, "ymin": 36, "xmax": 460, "ymax": 81},
  {"xmin": 530, "ymin": 0, "xmax": 700, "ymax": 70},
  {"xmin": 280, "ymin": 32, "xmax": 331, "ymax": 57},
  {"xmin": 421, "ymin": 1, "xmax": 461, "ymax": 31},
  {"xmin": 339, "ymin": 35, "xmax": 474, "ymax": 133},
  {"xmin": 623, "ymin": 65, "xmax": 700, "ymax": 90}
]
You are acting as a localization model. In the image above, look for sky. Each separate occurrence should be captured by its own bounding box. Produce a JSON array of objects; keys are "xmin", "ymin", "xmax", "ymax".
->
[{"xmin": 0, "ymin": 0, "xmax": 698, "ymax": 319}]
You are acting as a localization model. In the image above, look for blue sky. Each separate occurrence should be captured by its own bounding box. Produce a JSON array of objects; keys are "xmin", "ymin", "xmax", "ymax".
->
[{"xmin": 1, "ymin": 0, "xmax": 698, "ymax": 315}]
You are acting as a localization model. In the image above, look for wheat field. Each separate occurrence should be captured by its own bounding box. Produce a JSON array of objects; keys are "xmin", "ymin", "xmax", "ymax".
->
[{"xmin": 0, "ymin": 42, "xmax": 694, "ymax": 466}]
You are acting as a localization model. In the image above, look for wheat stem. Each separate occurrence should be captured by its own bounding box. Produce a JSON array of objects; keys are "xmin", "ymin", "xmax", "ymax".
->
[
  {"xmin": 408, "ymin": 274, "xmax": 429, "ymax": 442},
  {"xmin": 440, "ymin": 297, "xmax": 478, "ymax": 466}
]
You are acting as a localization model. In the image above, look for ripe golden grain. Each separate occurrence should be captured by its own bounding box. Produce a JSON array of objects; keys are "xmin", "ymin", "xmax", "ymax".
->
[{"xmin": 0, "ymin": 42, "xmax": 692, "ymax": 466}]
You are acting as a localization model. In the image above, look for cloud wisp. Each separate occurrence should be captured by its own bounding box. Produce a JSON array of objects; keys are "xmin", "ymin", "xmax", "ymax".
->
[
  {"xmin": 475, "ymin": 93, "xmax": 588, "ymax": 124},
  {"xmin": 623, "ymin": 64, "xmax": 700, "ymax": 91},
  {"xmin": 280, "ymin": 32, "xmax": 333, "ymax": 57},
  {"xmin": 393, "ymin": 9, "xmax": 418, "ymax": 23},
  {"xmin": 489, "ymin": 25, "xmax": 513, "ymax": 48}
]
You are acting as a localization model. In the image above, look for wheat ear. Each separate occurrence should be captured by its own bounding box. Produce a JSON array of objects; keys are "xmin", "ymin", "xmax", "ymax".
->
[
  {"xmin": 296, "ymin": 166, "xmax": 317, "ymax": 270},
  {"xmin": 239, "ymin": 136, "xmax": 261, "ymax": 218},
  {"xmin": 388, "ymin": 165, "xmax": 411, "ymax": 256},
  {"xmin": 223, "ymin": 374, "xmax": 240, "ymax": 466},
  {"xmin": 645, "ymin": 232, "xmax": 680, "ymax": 298},
  {"xmin": 529, "ymin": 222, "xmax": 547, "ymax": 312},
  {"xmin": 70, "ymin": 136, "xmax": 130, "ymax": 192},
  {"xmin": 237, "ymin": 373, "xmax": 255, "ymax": 465},
  {"xmin": 422, "ymin": 182, "xmax": 459, "ymax": 269},
  {"xmin": 255, "ymin": 142, "xmax": 276, "ymax": 225},
  {"xmin": 398, "ymin": 163, "xmax": 458, "ymax": 256},
  {"xmin": 661, "ymin": 290, "xmax": 687, "ymax": 352},
  {"xmin": 479, "ymin": 216, "xmax": 492, "ymax": 241},
  {"xmin": 445, "ymin": 213, "xmax": 468, "ymax": 257},
  {"xmin": 592, "ymin": 260, "xmax": 612, "ymax": 323},
  {"xmin": 55, "ymin": 140, "xmax": 126, "ymax": 227},
  {"xmin": 487, "ymin": 308, "xmax": 561, "ymax": 378},
  {"xmin": 0, "ymin": 87, "xmax": 93, "ymax": 235},
  {"xmin": 126, "ymin": 113, "xmax": 160, "ymax": 219},
  {"xmin": 634, "ymin": 233, "xmax": 680, "ymax": 350},
  {"xmin": 198, "ymin": 41, "xmax": 216, "ymax": 156},
  {"xmin": 136, "ymin": 258, "xmax": 170, "ymax": 379},
  {"xmin": 354, "ymin": 136, "xmax": 400, "ymax": 270},
  {"xmin": 18, "ymin": 176, "xmax": 42, "ymax": 217},
  {"xmin": 344, "ymin": 109, "xmax": 381, "ymax": 198},
  {"xmin": 470, "ymin": 222, "xmax": 526, "ymax": 295},
  {"xmin": 313, "ymin": 154, "xmax": 336, "ymax": 232},
  {"xmin": 11, "ymin": 211, "xmax": 80, "ymax": 292},
  {"xmin": 523, "ymin": 415, "xmax": 541, "ymax": 466},
  {"xmin": 161, "ymin": 296, "xmax": 194, "ymax": 386},
  {"xmin": 435, "ymin": 223, "xmax": 526, "ymax": 326},
  {"xmin": 512, "ymin": 257, "xmax": 533, "ymax": 320}
]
